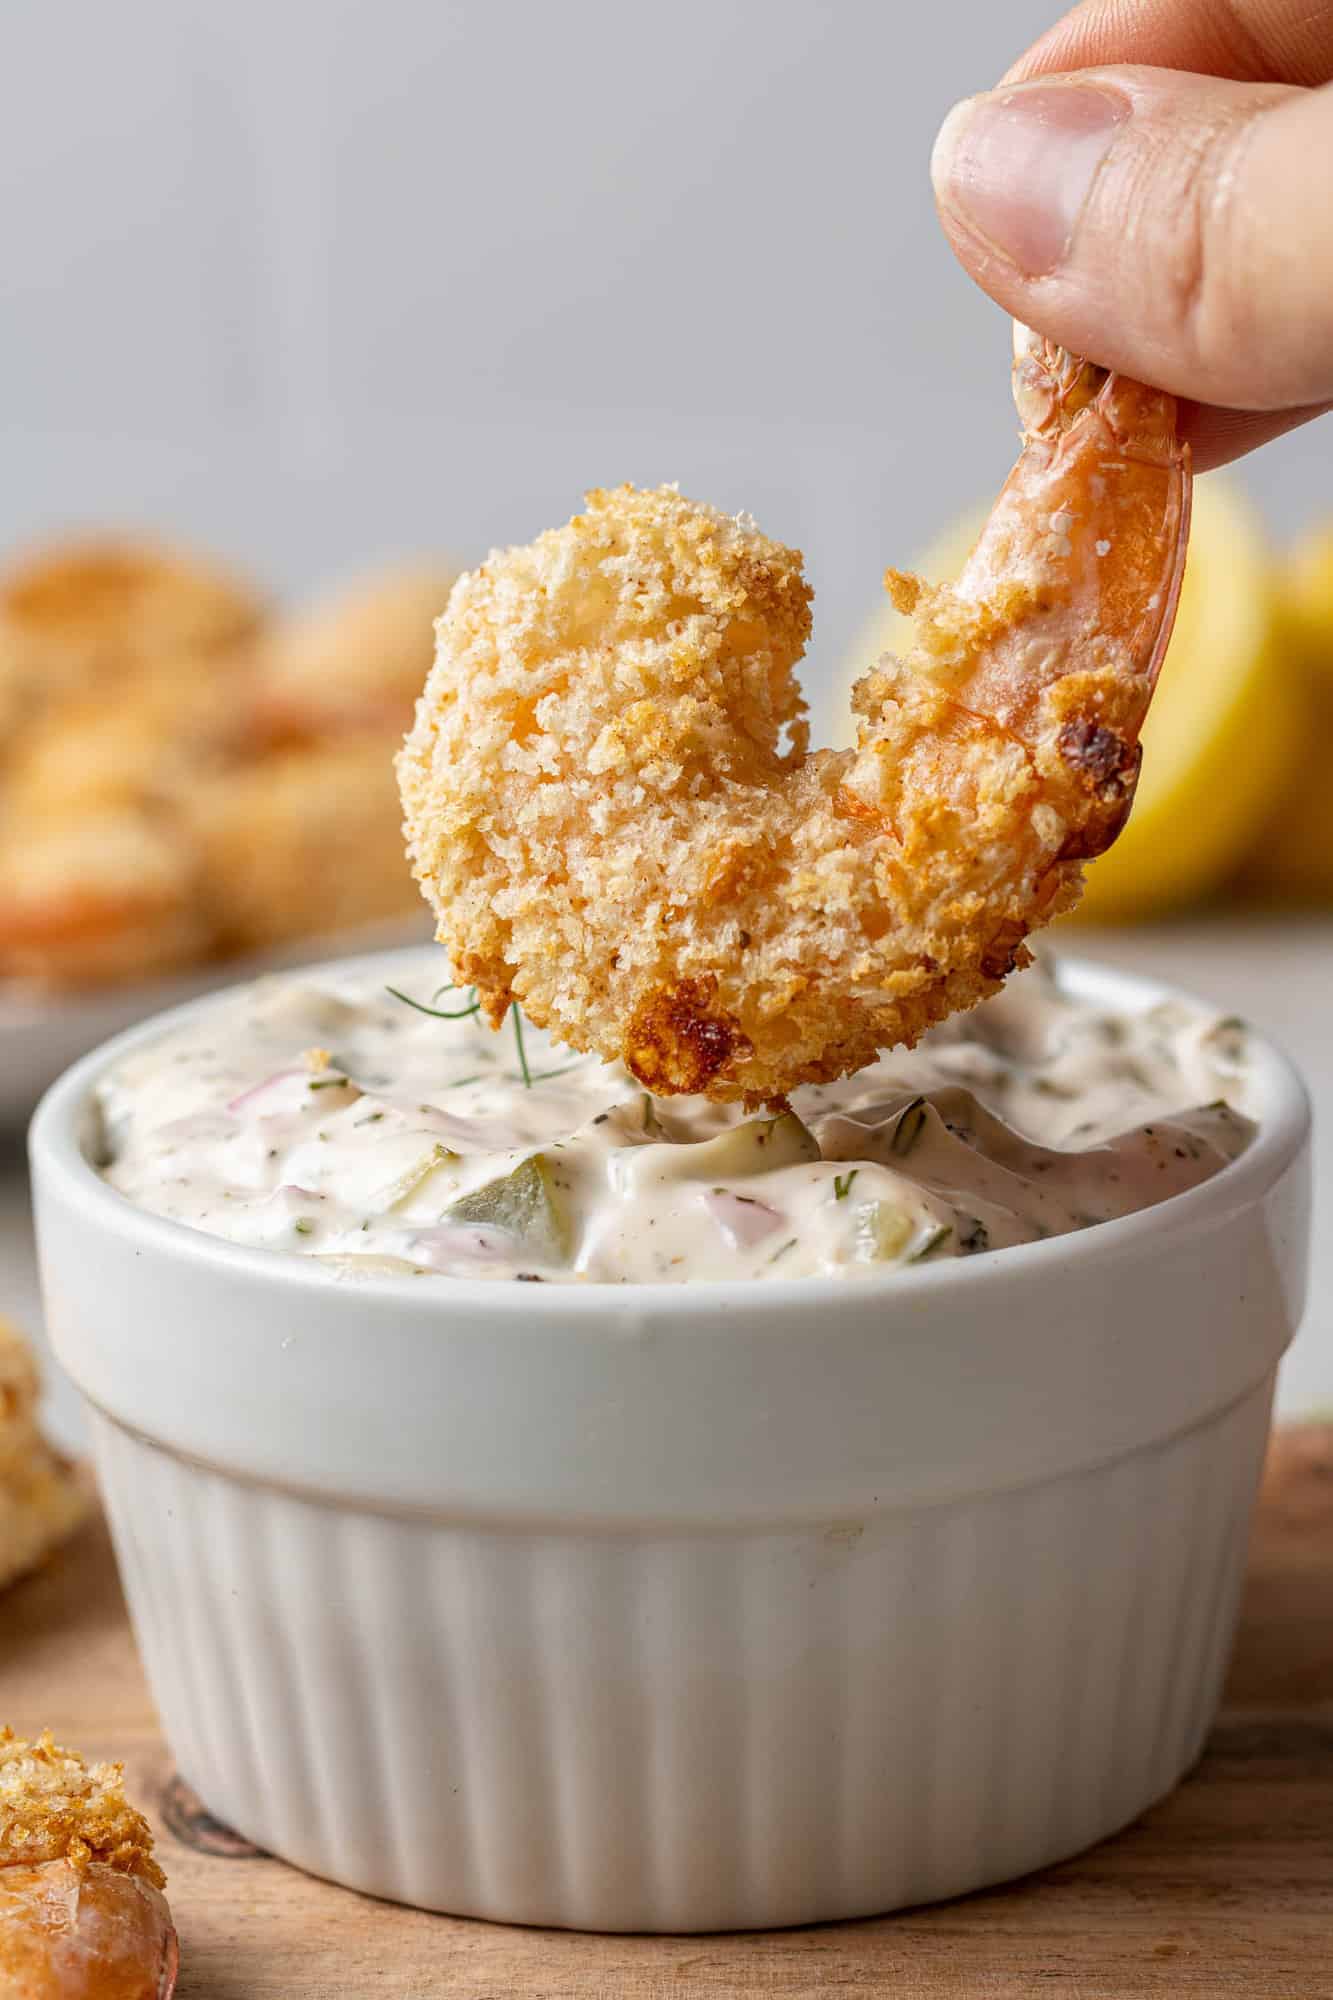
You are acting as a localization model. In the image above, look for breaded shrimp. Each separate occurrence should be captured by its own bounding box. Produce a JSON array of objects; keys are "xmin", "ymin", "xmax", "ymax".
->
[
  {"xmin": 0, "ymin": 1318, "xmax": 43, "ymax": 1474},
  {"xmin": 0, "ymin": 538, "xmax": 262, "ymax": 734},
  {"xmin": 0, "ymin": 1447, "xmax": 88, "ymax": 1595},
  {"xmin": 0, "ymin": 1730, "xmax": 176, "ymax": 1997},
  {"xmin": 189, "ymin": 735, "xmax": 425, "ymax": 956},
  {"xmin": 0, "ymin": 1319, "xmax": 87, "ymax": 1585},
  {"xmin": 3, "ymin": 661, "xmax": 234, "ymax": 824},
  {"xmin": 0, "ymin": 812, "xmax": 209, "ymax": 990},
  {"xmin": 400, "ymin": 330, "xmax": 1190, "ymax": 1104}
]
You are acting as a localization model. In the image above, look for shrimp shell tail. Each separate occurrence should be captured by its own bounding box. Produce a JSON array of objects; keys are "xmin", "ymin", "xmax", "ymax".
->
[{"xmin": 947, "ymin": 328, "xmax": 1192, "ymax": 804}]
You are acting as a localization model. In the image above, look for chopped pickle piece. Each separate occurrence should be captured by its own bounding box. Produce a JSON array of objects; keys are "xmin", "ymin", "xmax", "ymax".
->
[
  {"xmin": 378, "ymin": 1142, "xmax": 457, "ymax": 1211},
  {"xmin": 1201, "ymin": 1015, "xmax": 1249, "ymax": 1071},
  {"xmin": 889, "ymin": 1097, "xmax": 928, "ymax": 1156},
  {"xmin": 909, "ymin": 1223, "xmax": 954, "ymax": 1263},
  {"xmin": 678, "ymin": 1111, "xmax": 820, "ymax": 1181},
  {"xmin": 445, "ymin": 1153, "xmax": 572, "ymax": 1263},
  {"xmin": 601, "ymin": 1094, "xmax": 670, "ymax": 1144},
  {"xmin": 853, "ymin": 1201, "xmax": 914, "ymax": 1262}
]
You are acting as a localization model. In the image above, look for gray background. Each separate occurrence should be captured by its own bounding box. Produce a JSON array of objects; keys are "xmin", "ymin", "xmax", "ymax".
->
[{"xmin": 5, "ymin": 0, "xmax": 1328, "ymax": 716}]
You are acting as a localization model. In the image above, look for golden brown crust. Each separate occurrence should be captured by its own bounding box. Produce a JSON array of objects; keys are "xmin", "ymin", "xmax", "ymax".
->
[
  {"xmin": 0, "ymin": 1858, "xmax": 176, "ymax": 1999},
  {"xmin": 0, "ymin": 1733, "xmax": 175, "ymax": 1997},
  {"xmin": 625, "ymin": 978, "xmax": 750, "ymax": 1096},
  {"xmin": 399, "ymin": 484, "xmax": 1090, "ymax": 1103},
  {"xmin": 0, "ymin": 1732, "xmax": 163, "ymax": 1886},
  {"xmin": 400, "ymin": 338, "xmax": 1189, "ymax": 1101}
]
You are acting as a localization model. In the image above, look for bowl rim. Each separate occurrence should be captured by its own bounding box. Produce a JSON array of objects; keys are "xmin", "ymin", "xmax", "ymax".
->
[{"xmin": 28, "ymin": 943, "xmax": 1312, "ymax": 1326}]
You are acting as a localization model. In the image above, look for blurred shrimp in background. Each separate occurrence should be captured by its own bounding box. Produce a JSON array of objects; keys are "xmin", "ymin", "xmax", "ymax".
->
[{"xmin": 0, "ymin": 542, "xmax": 445, "ymax": 988}]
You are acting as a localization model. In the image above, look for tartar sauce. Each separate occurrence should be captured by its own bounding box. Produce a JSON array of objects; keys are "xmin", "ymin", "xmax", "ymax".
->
[{"xmin": 96, "ymin": 957, "xmax": 1255, "ymax": 1284}]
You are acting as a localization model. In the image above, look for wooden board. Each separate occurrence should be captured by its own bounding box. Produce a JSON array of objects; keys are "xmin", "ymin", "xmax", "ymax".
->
[{"xmin": 5, "ymin": 1428, "xmax": 1333, "ymax": 1999}]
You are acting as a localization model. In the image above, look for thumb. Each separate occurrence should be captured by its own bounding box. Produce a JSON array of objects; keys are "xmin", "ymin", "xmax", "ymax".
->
[{"xmin": 931, "ymin": 65, "xmax": 1333, "ymax": 414}]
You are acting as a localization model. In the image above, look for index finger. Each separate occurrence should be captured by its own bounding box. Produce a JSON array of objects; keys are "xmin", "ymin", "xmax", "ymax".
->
[{"xmin": 1006, "ymin": 0, "xmax": 1333, "ymax": 88}]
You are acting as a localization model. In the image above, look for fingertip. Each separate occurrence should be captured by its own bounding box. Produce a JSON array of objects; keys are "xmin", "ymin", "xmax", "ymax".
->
[
  {"xmin": 929, "ymin": 66, "xmax": 1333, "ymax": 415},
  {"xmin": 928, "ymin": 81, "xmax": 1130, "ymax": 282},
  {"xmin": 929, "ymin": 95, "xmax": 980, "ymax": 206},
  {"xmin": 1178, "ymin": 400, "xmax": 1333, "ymax": 473}
]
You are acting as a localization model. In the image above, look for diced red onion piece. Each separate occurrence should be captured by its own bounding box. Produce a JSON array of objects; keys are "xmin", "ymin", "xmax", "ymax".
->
[
  {"xmin": 701, "ymin": 1188, "xmax": 784, "ymax": 1249},
  {"xmin": 227, "ymin": 1068, "xmax": 303, "ymax": 1114},
  {"xmin": 409, "ymin": 1223, "xmax": 514, "ymax": 1269}
]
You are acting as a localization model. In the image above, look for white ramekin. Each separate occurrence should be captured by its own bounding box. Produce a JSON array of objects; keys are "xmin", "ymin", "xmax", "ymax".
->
[{"xmin": 29, "ymin": 952, "xmax": 1311, "ymax": 1932}]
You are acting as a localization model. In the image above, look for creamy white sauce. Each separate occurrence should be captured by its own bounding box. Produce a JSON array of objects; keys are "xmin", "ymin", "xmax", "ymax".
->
[{"xmin": 95, "ymin": 957, "xmax": 1255, "ymax": 1285}]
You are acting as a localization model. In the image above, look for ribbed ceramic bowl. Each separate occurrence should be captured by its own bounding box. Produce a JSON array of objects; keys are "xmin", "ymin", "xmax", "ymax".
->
[{"xmin": 29, "ymin": 953, "xmax": 1311, "ymax": 1932}]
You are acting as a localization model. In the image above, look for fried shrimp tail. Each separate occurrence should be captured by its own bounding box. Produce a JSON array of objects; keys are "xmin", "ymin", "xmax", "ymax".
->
[{"xmin": 400, "ymin": 329, "xmax": 1190, "ymax": 1104}]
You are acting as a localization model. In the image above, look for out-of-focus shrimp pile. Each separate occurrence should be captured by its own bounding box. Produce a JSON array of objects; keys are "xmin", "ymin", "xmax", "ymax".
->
[
  {"xmin": 0, "ymin": 542, "xmax": 452, "ymax": 991},
  {"xmin": 0, "ymin": 1317, "xmax": 85, "ymax": 1594},
  {"xmin": 401, "ymin": 332, "xmax": 1190, "ymax": 1105}
]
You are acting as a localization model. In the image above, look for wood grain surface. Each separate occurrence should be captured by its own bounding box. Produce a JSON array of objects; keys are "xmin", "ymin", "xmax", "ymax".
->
[{"xmin": 4, "ymin": 1428, "xmax": 1333, "ymax": 1999}]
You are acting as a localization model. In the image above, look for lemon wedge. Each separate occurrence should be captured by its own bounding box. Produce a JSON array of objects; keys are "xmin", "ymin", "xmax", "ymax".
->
[
  {"xmin": 1232, "ymin": 708, "xmax": 1333, "ymax": 902},
  {"xmin": 1285, "ymin": 519, "xmax": 1333, "ymax": 681},
  {"xmin": 832, "ymin": 475, "xmax": 1297, "ymax": 921},
  {"xmin": 1228, "ymin": 518, "xmax": 1333, "ymax": 902}
]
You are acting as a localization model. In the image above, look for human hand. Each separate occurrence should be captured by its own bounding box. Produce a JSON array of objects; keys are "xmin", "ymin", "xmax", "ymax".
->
[{"xmin": 930, "ymin": 0, "xmax": 1333, "ymax": 470}]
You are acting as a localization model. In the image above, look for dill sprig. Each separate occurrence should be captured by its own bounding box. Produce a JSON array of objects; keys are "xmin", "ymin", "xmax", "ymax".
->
[
  {"xmin": 890, "ymin": 1097, "xmax": 928, "ymax": 1157},
  {"xmin": 511, "ymin": 1004, "xmax": 533, "ymax": 1088},
  {"xmin": 385, "ymin": 984, "xmax": 481, "ymax": 1021},
  {"xmin": 388, "ymin": 979, "xmax": 577, "ymax": 1091}
]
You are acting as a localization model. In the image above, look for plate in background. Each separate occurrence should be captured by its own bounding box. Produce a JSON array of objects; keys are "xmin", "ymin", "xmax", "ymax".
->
[{"xmin": 0, "ymin": 915, "xmax": 432, "ymax": 1130}]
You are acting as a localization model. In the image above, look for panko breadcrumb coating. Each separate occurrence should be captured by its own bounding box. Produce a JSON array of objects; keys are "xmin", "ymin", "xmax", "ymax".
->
[
  {"xmin": 0, "ymin": 1731, "xmax": 176, "ymax": 1998},
  {"xmin": 401, "ymin": 348, "xmax": 1189, "ymax": 1103},
  {"xmin": 0, "ymin": 1733, "xmax": 161, "ymax": 1884}
]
